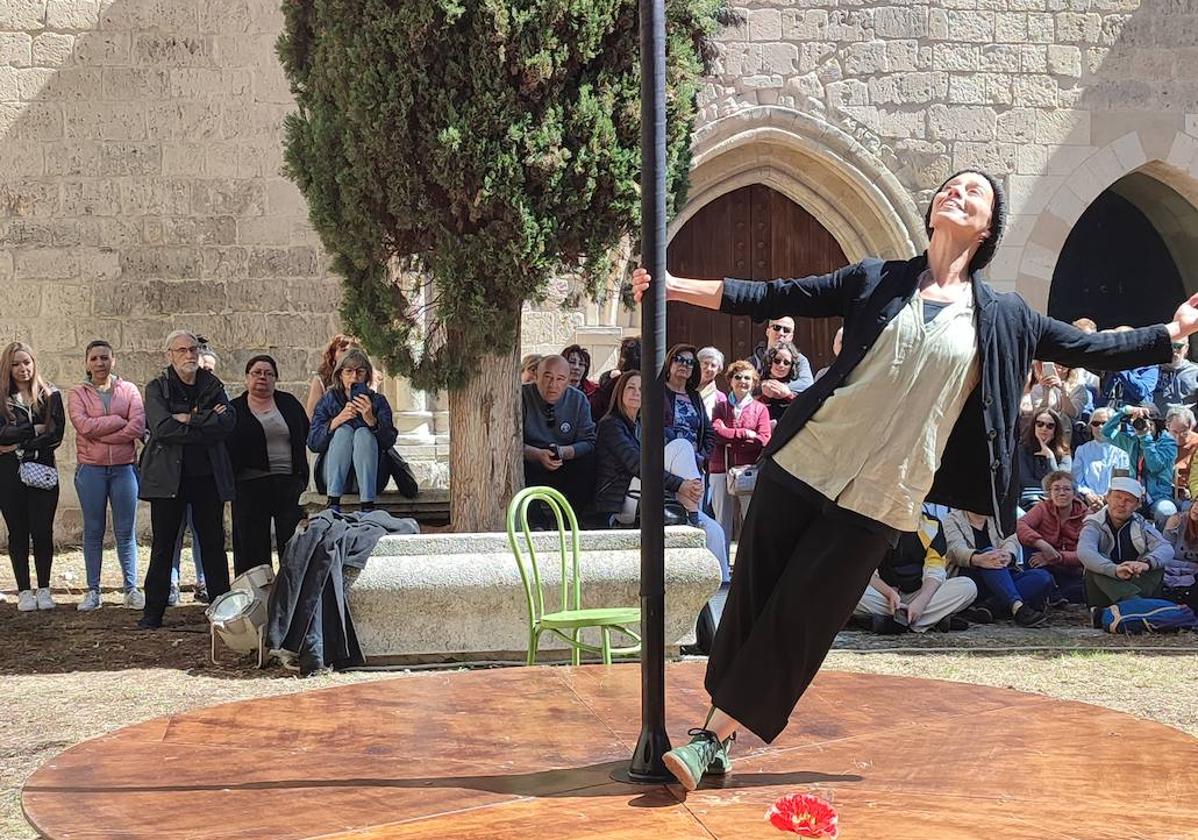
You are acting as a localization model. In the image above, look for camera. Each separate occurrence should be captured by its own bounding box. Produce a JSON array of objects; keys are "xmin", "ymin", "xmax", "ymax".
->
[{"xmin": 1132, "ymin": 416, "xmax": 1149, "ymax": 433}]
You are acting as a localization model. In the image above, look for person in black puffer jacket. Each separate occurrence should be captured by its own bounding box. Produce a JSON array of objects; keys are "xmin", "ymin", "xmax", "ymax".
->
[{"xmin": 138, "ymin": 330, "xmax": 236, "ymax": 630}]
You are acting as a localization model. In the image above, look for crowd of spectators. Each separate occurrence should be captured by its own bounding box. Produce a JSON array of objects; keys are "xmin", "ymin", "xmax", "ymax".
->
[
  {"xmin": 522, "ymin": 314, "xmax": 1198, "ymax": 632},
  {"xmin": 5, "ymin": 313, "xmax": 1198, "ymax": 636}
]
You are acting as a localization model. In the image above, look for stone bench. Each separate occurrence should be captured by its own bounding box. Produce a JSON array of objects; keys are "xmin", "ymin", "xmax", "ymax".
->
[{"xmin": 350, "ymin": 526, "xmax": 723, "ymax": 663}]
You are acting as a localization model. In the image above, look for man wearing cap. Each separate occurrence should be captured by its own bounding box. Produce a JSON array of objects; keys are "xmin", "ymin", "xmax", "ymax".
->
[{"xmin": 1076, "ymin": 476, "xmax": 1172, "ymax": 612}]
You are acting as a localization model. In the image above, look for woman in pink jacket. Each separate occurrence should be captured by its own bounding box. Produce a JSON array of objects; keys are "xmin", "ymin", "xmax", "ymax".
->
[
  {"xmin": 709, "ymin": 359, "xmax": 772, "ymax": 558},
  {"xmin": 68, "ymin": 340, "xmax": 146, "ymax": 611}
]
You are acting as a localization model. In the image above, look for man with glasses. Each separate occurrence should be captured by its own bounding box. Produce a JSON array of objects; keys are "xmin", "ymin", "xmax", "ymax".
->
[
  {"xmin": 749, "ymin": 316, "xmax": 813, "ymax": 397},
  {"xmin": 136, "ymin": 329, "xmax": 235, "ymax": 630},
  {"xmin": 522, "ymin": 355, "xmax": 597, "ymax": 519},
  {"xmin": 1072, "ymin": 407, "xmax": 1131, "ymax": 511},
  {"xmin": 1153, "ymin": 338, "xmax": 1198, "ymax": 415}
]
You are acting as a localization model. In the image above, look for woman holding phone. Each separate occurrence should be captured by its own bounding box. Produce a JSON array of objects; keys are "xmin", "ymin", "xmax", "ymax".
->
[
  {"xmin": 307, "ymin": 348, "xmax": 397, "ymax": 511},
  {"xmin": 629, "ymin": 168, "xmax": 1198, "ymax": 790}
]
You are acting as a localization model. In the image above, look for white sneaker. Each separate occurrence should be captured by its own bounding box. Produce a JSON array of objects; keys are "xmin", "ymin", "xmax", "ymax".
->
[
  {"xmin": 123, "ymin": 588, "xmax": 146, "ymax": 610},
  {"xmin": 77, "ymin": 590, "xmax": 102, "ymax": 611},
  {"xmin": 17, "ymin": 589, "xmax": 37, "ymax": 612},
  {"xmin": 35, "ymin": 587, "xmax": 56, "ymax": 610},
  {"xmin": 167, "ymin": 584, "xmax": 180, "ymax": 607}
]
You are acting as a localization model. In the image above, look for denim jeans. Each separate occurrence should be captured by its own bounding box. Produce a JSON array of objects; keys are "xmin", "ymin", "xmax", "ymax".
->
[
  {"xmin": 170, "ymin": 504, "xmax": 205, "ymax": 587},
  {"xmin": 325, "ymin": 425, "xmax": 380, "ymax": 501},
  {"xmin": 74, "ymin": 464, "xmax": 139, "ymax": 592},
  {"xmin": 969, "ymin": 566, "xmax": 1054, "ymax": 612}
]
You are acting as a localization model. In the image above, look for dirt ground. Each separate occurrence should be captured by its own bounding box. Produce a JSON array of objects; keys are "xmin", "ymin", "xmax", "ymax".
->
[{"xmin": 2, "ymin": 550, "xmax": 1197, "ymax": 839}]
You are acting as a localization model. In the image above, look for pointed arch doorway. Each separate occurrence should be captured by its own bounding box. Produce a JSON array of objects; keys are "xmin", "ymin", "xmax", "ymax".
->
[{"xmin": 666, "ymin": 184, "xmax": 847, "ymax": 376}]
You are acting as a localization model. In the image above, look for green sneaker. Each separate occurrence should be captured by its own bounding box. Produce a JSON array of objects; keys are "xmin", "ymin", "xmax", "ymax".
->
[
  {"xmin": 662, "ymin": 729, "xmax": 724, "ymax": 791},
  {"xmin": 706, "ymin": 732, "xmax": 735, "ymax": 776}
]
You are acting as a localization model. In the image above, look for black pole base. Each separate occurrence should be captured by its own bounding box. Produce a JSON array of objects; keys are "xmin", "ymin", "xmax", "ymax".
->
[{"xmin": 619, "ymin": 725, "xmax": 674, "ymax": 784}]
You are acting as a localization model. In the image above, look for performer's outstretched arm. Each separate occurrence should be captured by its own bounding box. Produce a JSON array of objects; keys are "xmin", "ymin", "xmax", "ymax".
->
[{"xmin": 631, "ymin": 263, "xmax": 857, "ymax": 321}]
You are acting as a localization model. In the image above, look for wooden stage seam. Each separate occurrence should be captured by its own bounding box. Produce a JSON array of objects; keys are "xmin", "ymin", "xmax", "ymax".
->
[{"xmin": 22, "ymin": 662, "xmax": 1198, "ymax": 839}]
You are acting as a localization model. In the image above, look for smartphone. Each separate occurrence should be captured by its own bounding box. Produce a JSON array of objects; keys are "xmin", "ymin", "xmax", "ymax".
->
[
  {"xmin": 548, "ymin": 443, "xmax": 561, "ymax": 461},
  {"xmin": 1041, "ymin": 362, "xmax": 1057, "ymax": 379},
  {"xmin": 350, "ymin": 383, "xmax": 369, "ymax": 401},
  {"xmin": 892, "ymin": 604, "xmax": 909, "ymax": 627}
]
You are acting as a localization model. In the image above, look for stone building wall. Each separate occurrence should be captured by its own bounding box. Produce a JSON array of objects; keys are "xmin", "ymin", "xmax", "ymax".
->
[{"xmin": 3, "ymin": 0, "xmax": 1198, "ymax": 545}]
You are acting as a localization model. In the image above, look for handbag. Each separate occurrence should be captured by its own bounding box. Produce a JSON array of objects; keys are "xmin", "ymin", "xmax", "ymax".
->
[
  {"xmin": 18, "ymin": 460, "xmax": 58, "ymax": 490},
  {"xmin": 724, "ymin": 445, "xmax": 758, "ymax": 497}
]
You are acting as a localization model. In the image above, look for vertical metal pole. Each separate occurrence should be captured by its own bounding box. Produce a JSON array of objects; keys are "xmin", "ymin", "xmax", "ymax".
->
[{"xmin": 627, "ymin": 0, "xmax": 672, "ymax": 784}]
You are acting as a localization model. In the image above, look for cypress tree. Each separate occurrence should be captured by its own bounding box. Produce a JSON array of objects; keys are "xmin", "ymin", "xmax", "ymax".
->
[{"xmin": 279, "ymin": 0, "xmax": 720, "ymax": 529}]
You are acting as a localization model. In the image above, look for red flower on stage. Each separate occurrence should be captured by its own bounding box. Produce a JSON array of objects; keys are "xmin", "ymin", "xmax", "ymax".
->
[{"xmin": 765, "ymin": 793, "xmax": 840, "ymax": 838}]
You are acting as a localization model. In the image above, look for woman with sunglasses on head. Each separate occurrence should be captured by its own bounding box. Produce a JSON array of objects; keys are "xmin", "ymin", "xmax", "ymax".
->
[
  {"xmin": 229, "ymin": 355, "xmax": 310, "ymax": 574},
  {"xmin": 1017, "ymin": 408, "xmax": 1071, "ymax": 508},
  {"xmin": 68, "ymin": 339, "xmax": 146, "ymax": 611},
  {"xmin": 709, "ymin": 360, "xmax": 771, "ymax": 558},
  {"xmin": 308, "ymin": 348, "xmax": 397, "ymax": 512},
  {"xmin": 630, "ymin": 168, "xmax": 1198, "ymax": 790},
  {"xmin": 0, "ymin": 342, "xmax": 65, "ymax": 612}
]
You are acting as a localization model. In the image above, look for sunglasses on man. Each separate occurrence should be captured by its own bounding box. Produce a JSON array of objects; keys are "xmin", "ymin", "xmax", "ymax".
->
[{"xmin": 768, "ymin": 323, "xmax": 794, "ymax": 334}]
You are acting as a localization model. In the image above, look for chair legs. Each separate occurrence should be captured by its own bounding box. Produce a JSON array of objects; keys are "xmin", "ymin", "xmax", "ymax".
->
[
  {"xmin": 527, "ymin": 627, "xmax": 541, "ymax": 666},
  {"xmin": 601, "ymin": 626, "xmax": 612, "ymax": 666},
  {"xmin": 570, "ymin": 628, "xmax": 581, "ymax": 667}
]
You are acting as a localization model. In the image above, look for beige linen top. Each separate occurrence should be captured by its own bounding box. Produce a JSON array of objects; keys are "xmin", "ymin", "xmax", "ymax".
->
[{"xmin": 772, "ymin": 291, "xmax": 981, "ymax": 532}]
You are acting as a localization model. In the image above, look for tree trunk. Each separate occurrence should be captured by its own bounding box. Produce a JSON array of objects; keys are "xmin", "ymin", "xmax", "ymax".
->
[{"xmin": 448, "ymin": 326, "xmax": 523, "ymax": 533}]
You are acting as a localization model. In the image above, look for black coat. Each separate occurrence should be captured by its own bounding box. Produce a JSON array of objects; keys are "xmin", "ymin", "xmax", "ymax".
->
[
  {"xmin": 0, "ymin": 390, "xmax": 65, "ymax": 467},
  {"xmin": 592, "ymin": 413, "xmax": 686, "ymax": 515},
  {"xmin": 139, "ymin": 367, "xmax": 236, "ymax": 501},
  {"xmin": 720, "ymin": 254, "xmax": 1171, "ymax": 535},
  {"xmin": 228, "ymin": 391, "xmax": 311, "ymax": 490}
]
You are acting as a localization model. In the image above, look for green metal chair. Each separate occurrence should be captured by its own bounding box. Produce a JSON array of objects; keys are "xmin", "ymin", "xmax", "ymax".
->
[{"xmin": 506, "ymin": 486, "xmax": 641, "ymax": 666}]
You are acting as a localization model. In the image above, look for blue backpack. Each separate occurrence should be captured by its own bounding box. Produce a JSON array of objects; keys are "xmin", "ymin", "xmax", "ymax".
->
[{"xmin": 1101, "ymin": 598, "xmax": 1198, "ymax": 634}]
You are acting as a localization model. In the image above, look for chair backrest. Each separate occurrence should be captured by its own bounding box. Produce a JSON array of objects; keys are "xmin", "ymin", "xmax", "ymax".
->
[{"xmin": 506, "ymin": 486, "xmax": 582, "ymax": 627}]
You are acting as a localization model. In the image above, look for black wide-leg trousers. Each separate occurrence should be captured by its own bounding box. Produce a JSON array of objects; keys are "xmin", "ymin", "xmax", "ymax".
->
[{"xmin": 704, "ymin": 460, "xmax": 896, "ymax": 743}]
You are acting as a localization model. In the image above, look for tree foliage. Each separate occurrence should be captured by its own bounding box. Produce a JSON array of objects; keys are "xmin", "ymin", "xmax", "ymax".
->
[{"xmin": 278, "ymin": 0, "xmax": 721, "ymax": 390}]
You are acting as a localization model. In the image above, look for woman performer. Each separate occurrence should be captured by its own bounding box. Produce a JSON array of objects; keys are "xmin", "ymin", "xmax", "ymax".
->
[{"xmin": 630, "ymin": 169, "xmax": 1198, "ymax": 790}]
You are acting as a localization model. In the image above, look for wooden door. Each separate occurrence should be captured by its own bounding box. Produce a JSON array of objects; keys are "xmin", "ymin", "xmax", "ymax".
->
[{"xmin": 666, "ymin": 184, "xmax": 847, "ymax": 375}]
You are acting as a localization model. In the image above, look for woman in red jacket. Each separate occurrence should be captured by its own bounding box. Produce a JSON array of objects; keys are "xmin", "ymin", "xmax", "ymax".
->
[
  {"xmin": 1016, "ymin": 469, "xmax": 1088, "ymax": 604},
  {"xmin": 709, "ymin": 360, "xmax": 772, "ymax": 558}
]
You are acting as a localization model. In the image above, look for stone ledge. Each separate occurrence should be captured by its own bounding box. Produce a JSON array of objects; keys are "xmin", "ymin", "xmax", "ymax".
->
[{"xmin": 351, "ymin": 526, "xmax": 722, "ymax": 663}]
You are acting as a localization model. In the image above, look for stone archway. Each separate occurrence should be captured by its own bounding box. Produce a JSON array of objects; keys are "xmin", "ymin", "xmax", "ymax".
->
[
  {"xmin": 672, "ymin": 106, "xmax": 924, "ymax": 264},
  {"xmin": 1013, "ymin": 129, "xmax": 1198, "ymax": 312}
]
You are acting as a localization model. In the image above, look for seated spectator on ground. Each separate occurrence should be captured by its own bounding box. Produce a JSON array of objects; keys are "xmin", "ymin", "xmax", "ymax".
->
[
  {"xmin": 1162, "ymin": 504, "xmax": 1198, "ymax": 610},
  {"xmin": 757, "ymin": 341, "xmax": 802, "ymax": 425},
  {"xmin": 853, "ymin": 511, "xmax": 977, "ymax": 634},
  {"xmin": 750, "ymin": 316, "xmax": 813, "ymax": 392},
  {"xmin": 138, "ymin": 330, "xmax": 235, "ymax": 630},
  {"xmin": 1097, "ymin": 326, "xmax": 1158, "ymax": 409},
  {"xmin": 228, "ymin": 355, "xmax": 310, "ymax": 575},
  {"xmin": 1103, "ymin": 404, "xmax": 1178, "ymax": 529},
  {"xmin": 1153, "ymin": 338, "xmax": 1198, "ymax": 415},
  {"xmin": 696, "ymin": 347, "xmax": 727, "ymax": 420},
  {"xmin": 306, "ymin": 334, "xmax": 359, "ymax": 418},
  {"xmin": 709, "ymin": 360, "xmax": 771, "ymax": 558},
  {"xmin": 660, "ymin": 343, "xmax": 715, "ymax": 474},
  {"xmin": 944, "ymin": 508, "xmax": 1052, "ymax": 627},
  {"xmin": 589, "ymin": 337, "xmax": 640, "ymax": 420},
  {"xmin": 307, "ymin": 349, "xmax": 398, "ymax": 512},
  {"xmin": 1077, "ymin": 476, "xmax": 1171, "ymax": 610},
  {"xmin": 523, "ymin": 355, "xmax": 597, "ymax": 515},
  {"xmin": 520, "ymin": 354, "xmax": 543, "ymax": 385},
  {"xmin": 1020, "ymin": 361, "xmax": 1089, "ymax": 429},
  {"xmin": 1017, "ymin": 470, "xmax": 1087, "ymax": 604},
  {"xmin": 562, "ymin": 344, "xmax": 598, "ymax": 402},
  {"xmin": 1166, "ymin": 406, "xmax": 1198, "ymax": 503},
  {"xmin": 813, "ymin": 327, "xmax": 842, "ymax": 382},
  {"xmin": 590, "ymin": 372, "xmax": 728, "ymax": 581},
  {"xmin": 1072, "ymin": 407, "xmax": 1130, "ymax": 510},
  {"xmin": 1017, "ymin": 408, "xmax": 1071, "ymax": 508}
]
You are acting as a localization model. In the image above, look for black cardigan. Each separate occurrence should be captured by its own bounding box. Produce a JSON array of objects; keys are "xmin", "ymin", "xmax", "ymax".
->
[
  {"xmin": 228, "ymin": 391, "xmax": 311, "ymax": 487},
  {"xmin": 720, "ymin": 254, "xmax": 1171, "ymax": 535}
]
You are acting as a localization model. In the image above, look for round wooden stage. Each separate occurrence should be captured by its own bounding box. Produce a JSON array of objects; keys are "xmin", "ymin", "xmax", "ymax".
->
[{"xmin": 23, "ymin": 661, "xmax": 1198, "ymax": 839}]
